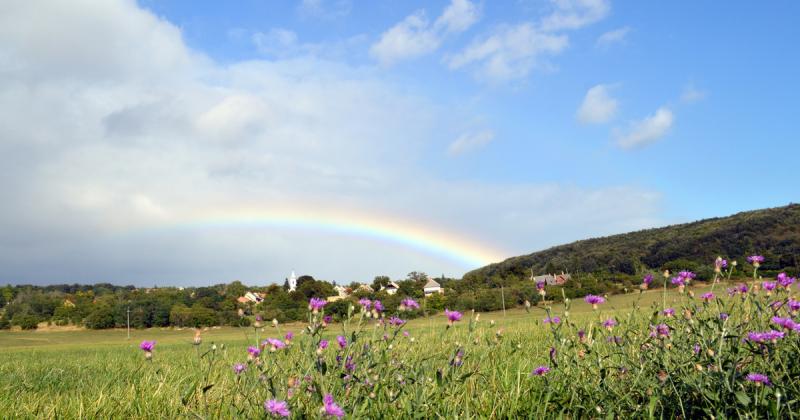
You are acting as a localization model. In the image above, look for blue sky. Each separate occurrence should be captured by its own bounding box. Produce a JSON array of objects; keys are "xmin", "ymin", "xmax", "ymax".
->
[{"xmin": 0, "ymin": 0, "xmax": 797, "ymax": 285}]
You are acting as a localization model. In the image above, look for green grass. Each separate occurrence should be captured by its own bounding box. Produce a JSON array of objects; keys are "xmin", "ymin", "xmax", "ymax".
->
[{"xmin": 2, "ymin": 282, "xmax": 795, "ymax": 418}]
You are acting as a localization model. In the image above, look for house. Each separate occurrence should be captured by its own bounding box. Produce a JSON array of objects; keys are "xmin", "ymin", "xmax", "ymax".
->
[
  {"xmin": 532, "ymin": 272, "xmax": 571, "ymax": 286},
  {"xmin": 381, "ymin": 281, "xmax": 400, "ymax": 295},
  {"xmin": 237, "ymin": 291, "xmax": 265, "ymax": 304},
  {"xmin": 423, "ymin": 278, "xmax": 443, "ymax": 296}
]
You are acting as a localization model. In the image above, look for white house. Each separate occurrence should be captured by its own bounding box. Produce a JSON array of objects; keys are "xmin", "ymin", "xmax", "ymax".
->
[
  {"xmin": 381, "ymin": 281, "xmax": 400, "ymax": 295},
  {"xmin": 423, "ymin": 278, "xmax": 443, "ymax": 296}
]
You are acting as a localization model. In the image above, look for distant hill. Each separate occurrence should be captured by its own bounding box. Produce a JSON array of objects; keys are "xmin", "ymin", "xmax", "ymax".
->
[{"xmin": 464, "ymin": 204, "xmax": 800, "ymax": 283}]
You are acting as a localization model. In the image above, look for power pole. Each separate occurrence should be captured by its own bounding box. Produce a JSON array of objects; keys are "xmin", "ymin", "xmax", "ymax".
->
[
  {"xmin": 501, "ymin": 284, "xmax": 506, "ymax": 317},
  {"xmin": 127, "ymin": 306, "xmax": 131, "ymax": 339}
]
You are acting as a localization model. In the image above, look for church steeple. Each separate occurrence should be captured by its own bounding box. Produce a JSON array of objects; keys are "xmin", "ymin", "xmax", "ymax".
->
[{"xmin": 288, "ymin": 270, "xmax": 297, "ymax": 292}]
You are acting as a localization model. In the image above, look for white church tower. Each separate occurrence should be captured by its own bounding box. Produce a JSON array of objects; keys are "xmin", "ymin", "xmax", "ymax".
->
[{"xmin": 288, "ymin": 270, "xmax": 297, "ymax": 292}]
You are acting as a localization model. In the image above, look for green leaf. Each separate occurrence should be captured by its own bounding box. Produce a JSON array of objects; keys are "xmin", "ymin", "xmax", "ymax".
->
[{"xmin": 735, "ymin": 391, "xmax": 751, "ymax": 406}]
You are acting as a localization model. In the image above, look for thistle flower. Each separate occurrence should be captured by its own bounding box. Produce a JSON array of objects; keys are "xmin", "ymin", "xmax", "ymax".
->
[
  {"xmin": 762, "ymin": 281, "xmax": 776, "ymax": 294},
  {"xmin": 531, "ymin": 366, "xmax": 550, "ymax": 376},
  {"xmin": 399, "ymin": 298, "xmax": 420, "ymax": 310},
  {"xmin": 336, "ymin": 335, "xmax": 347, "ymax": 349},
  {"xmin": 388, "ymin": 316, "xmax": 406, "ymax": 327},
  {"xmin": 747, "ymin": 255, "xmax": 765, "ymax": 267},
  {"xmin": 719, "ymin": 312, "xmax": 729, "ymax": 321},
  {"xmin": 678, "ymin": 271, "xmax": 696, "ymax": 283},
  {"xmin": 671, "ymin": 277, "xmax": 686, "ymax": 293},
  {"xmin": 536, "ymin": 280, "xmax": 546, "ymax": 296},
  {"xmin": 662, "ymin": 308, "xmax": 675, "ymax": 317},
  {"xmin": 714, "ymin": 257, "xmax": 727, "ymax": 272},
  {"xmin": 444, "ymin": 309, "xmax": 463, "ymax": 325},
  {"xmin": 577, "ymin": 330, "xmax": 586, "ymax": 343},
  {"xmin": 233, "ymin": 363, "xmax": 246, "ymax": 375},
  {"xmin": 745, "ymin": 330, "xmax": 785, "ymax": 344},
  {"xmin": 322, "ymin": 394, "xmax": 345, "ymax": 418},
  {"xmin": 543, "ymin": 316, "xmax": 561, "ymax": 324},
  {"xmin": 372, "ymin": 300, "xmax": 384, "ymax": 315},
  {"xmin": 318, "ymin": 339, "xmax": 329, "ymax": 350},
  {"xmin": 701, "ymin": 292, "xmax": 715, "ymax": 301},
  {"xmin": 284, "ymin": 331, "xmax": 294, "ymax": 342},
  {"xmin": 308, "ymin": 297, "xmax": 327, "ymax": 313},
  {"xmin": 602, "ymin": 318, "xmax": 618, "ymax": 330},
  {"xmin": 771, "ymin": 317, "xmax": 800, "ymax": 331},
  {"xmin": 641, "ymin": 274, "xmax": 654, "ymax": 289},
  {"xmin": 584, "ymin": 295, "xmax": 605, "ymax": 309},
  {"xmin": 264, "ymin": 338, "xmax": 286, "ymax": 352},
  {"xmin": 247, "ymin": 345, "xmax": 261, "ymax": 360},
  {"xmin": 450, "ymin": 349, "xmax": 464, "ymax": 367},
  {"xmin": 693, "ymin": 344, "xmax": 701, "ymax": 354},
  {"xmin": 322, "ymin": 315, "xmax": 333, "ymax": 326},
  {"xmin": 358, "ymin": 298, "xmax": 372, "ymax": 311},
  {"xmin": 650, "ymin": 324, "xmax": 670, "ymax": 339},
  {"xmin": 788, "ymin": 298, "xmax": 800, "ymax": 313},
  {"xmin": 745, "ymin": 373, "xmax": 771, "ymax": 386},
  {"xmin": 777, "ymin": 272, "xmax": 796, "ymax": 289},
  {"xmin": 254, "ymin": 314, "xmax": 263, "ymax": 328},
  {"xmin": 264, "ymin": 399, "xmax": 291, "ymax": 417},
  {"xmin": 139, "ymin": 340, "xmax": 156, "ymax": 360}
]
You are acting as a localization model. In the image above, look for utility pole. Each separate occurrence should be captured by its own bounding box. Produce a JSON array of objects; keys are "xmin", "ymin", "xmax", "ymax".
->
[
  {"xmin": 126, "ymin": 306, "xmax": 131, "ymax": 339},
  {"xmin": 501, "ymin": 283, "xmax": 506, "ymax": 317}
]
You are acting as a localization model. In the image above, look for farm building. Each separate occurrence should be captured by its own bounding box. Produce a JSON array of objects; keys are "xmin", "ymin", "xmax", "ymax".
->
[{"xmin": 423, "ymin": 278, "xmax": 443, "ymax": 296}]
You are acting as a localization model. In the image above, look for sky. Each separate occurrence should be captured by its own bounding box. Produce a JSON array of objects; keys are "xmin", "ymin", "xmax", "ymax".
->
[{"xmin": 1, "ymin": 0, "xmax": 798, "ymax": 286}]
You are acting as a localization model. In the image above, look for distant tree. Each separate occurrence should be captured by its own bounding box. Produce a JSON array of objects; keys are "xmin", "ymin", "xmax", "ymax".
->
[
  {"xmin": 226, "ymin": 281, "xmax": 247, "ymax": 299},
  {"xmin": 296, "ymin": 275, "xmax": 315, "ymax": 289},
  {"xmin": 406, "ymin": 272, "xmax": 428, "ymax": 283},
  {"xmin": 372, "ymin": 276, "xmax": 391, "ymax": 290},
  {"xmin": 13, "ymin": 314, "xmax": 40, "ymax": 330},
  {"xmin": 85, "ymin": 305, "xmax": 115, "ymax": 329}
]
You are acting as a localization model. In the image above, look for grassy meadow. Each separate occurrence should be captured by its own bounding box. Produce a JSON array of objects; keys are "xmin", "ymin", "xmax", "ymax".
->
[{"xmin": 1, "ymin": 280, "xmax": 798, "ymax": 418}]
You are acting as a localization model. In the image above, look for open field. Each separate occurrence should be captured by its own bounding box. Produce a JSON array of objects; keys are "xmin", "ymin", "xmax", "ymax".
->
[{"xmin": 2, "ymin": 281, "xmax": 798, "ymax": 418}]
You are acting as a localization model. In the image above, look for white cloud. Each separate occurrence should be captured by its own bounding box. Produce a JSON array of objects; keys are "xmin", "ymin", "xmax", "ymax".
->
[
  {"xmin": 370, "ymin": 0, "xmax": 479, "ymax": 66},
  {"xmin": 447, "ymin": 130, "xmax": 495, "ymax": 156},
  {"xmin": 446, "ymin": 23, "xmax": 568, "ymax": 82},
  {"xmin": 252, "ymin": 28, "xmax": 299, "ymax": 56},
  {"xmin": 681, "ymin": 84, "xmax": 708, "ymax": 103},
  {"xmin": 539, "ymin": 0, "xmax": 611, "ymax": 32},
  {"xmin": 596, "ymin": 26, "xmax": 630, "ymax": 47},
  {"xmin": 577, "ymin": 84, "xmax": 618, "ymax": 124},
  {"xmin": 615, "ymin": 107, "xmax": 674, "ymax": 149},
  {"xmin": 0, "ymin": 0, "xmax": 664, "ymax": 285}
]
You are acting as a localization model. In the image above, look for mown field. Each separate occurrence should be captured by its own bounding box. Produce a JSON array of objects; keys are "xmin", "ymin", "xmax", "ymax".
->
[{"xmin": 1, "ymin": 278, "xmax": 798, "ymax": 418}]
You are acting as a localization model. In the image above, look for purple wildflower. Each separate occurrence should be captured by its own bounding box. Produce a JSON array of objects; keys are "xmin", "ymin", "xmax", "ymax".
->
[
  {"xmin": 602, "ymin": 318, "xmax": 618, "ymax": 329},
  {"xmin": 531, "ymin": 366, "xmax": 550, "ymax": 376},
  {"xmin": 318, "ymin": 339, "xmax": 329, "ymax": 350},
  {"xmin": 336, "ymin": 335, "xmax": 347, "ymax": 349},
  {"xmin": 771, "ymin": 317, "xmax": 800, "ymax": 331},
  {"xmin": 247, "ymin": 345, "xmax": 261, "ymax": 359},
  {"xmin": 445, "ymin": 309, "xmax": 463, "ymax": 325},
  {"xmin": 389, "ymin": 316, "xmax": 406, "ymax": 326},
  {"xmin": 584, "ymin": 295, "xmax": 605, "ymax": 309},
  {"xmin": 543, "ymin": 316, "xmax": 561, "ymax": 325},
  {"xmin": 400, "ymin": 298, "xmax": 420, "ymax": 310},
  {"xmin": 308, "ymin": 297, "xmax": 327, "ymax": 313},
  {"xmin": 719, "ymin": 312, "xmax": 729, "ymax": 321},
  {"xmin": 322, "ymin": 394, "xmax": 345, "ymax": 418},
  {"xmin": 372, "ymin": 300, "xmax": 384, "ymax": 313},
  {"xmin": 233, "ymin": 363, "xmax": 246, "ymax": 375},
  {"xmin": 671, "ymin": 277, "xmax": 685, "ymax": 286},
  {"xmin": 693, "ymin": 344, "xmax": 701, "ymax": 354},
  {"xmin": 264, "ymin": 399, "xmax": 291, "ymax": 417},
  {"xmin": 714, "ymin": 257, "xmax": 728, "ymax": 272},
  {"xmin": 323, "ymin": 315, "xmax": 333, "ymax": 325},
  {"xmin": 747, "ymin": 255, "xmax": 765, "ymax": 266},
  {"xmin": 678, "ymin": 270, "xmax": 696, "ymax": 281},
  {"xmin": 650, "ymin": 324, "xmax": 670, "ymax": 339},
  {"xmin": 577, "ymin": 330, "xmax": 586, "ymax": 343},
  {"xmin": 536, "ymin": 280, "xmax": 545, "ymax": 290},
  {"xmin": 788, "ymin": 298, "xmax": 800, "ymax": 313},
  {"xmin": 641, "ymin": 274, "xmax": 654, "ymax": 289},
  {"xmin": 745, "ymin": 373, "xmax": 771, "ymax": 386},
  {"xmin": 662, "ymin": 308, "xmax": 675, "ymax": 317},
  {"xmin": 402, "ymin": 331, "xmax": 410, "ymax": 337},
  {"xmin": 777, "ymin": 272, "xmax": 796, "ymax": 289},
  {"xmin": 358, "ymin": 298, "xmax": 372, "ymax": 311},
  {"xmin": 285, "ymin": 331, "xmax": 294, "ymax": 341},
  {"xmin": 745, "ymin": 330, "xmax": 785, "ymax": 344},
  {"xmin": 762, "ymin": 281, "xmax": 776, "ymax": 293},
  {"xmin": 264, "ymin": 338, "xmax": 286, "ymax": 351},
  {"xmin": 139, "ymin": 340, "xmax": 156, "ymax": 352},
  {"xmin": 450, "ymin": 349, "xmax": 464, "ymax": 367},
  {"xmin": 701, "ymin": 292, "xmax": 715, "ymax": 301}
]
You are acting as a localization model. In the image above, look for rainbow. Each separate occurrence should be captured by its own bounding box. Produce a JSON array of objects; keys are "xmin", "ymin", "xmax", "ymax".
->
[{"xmin": 148, "ymin": 207, "xmax": 507, "ymax": 268}]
